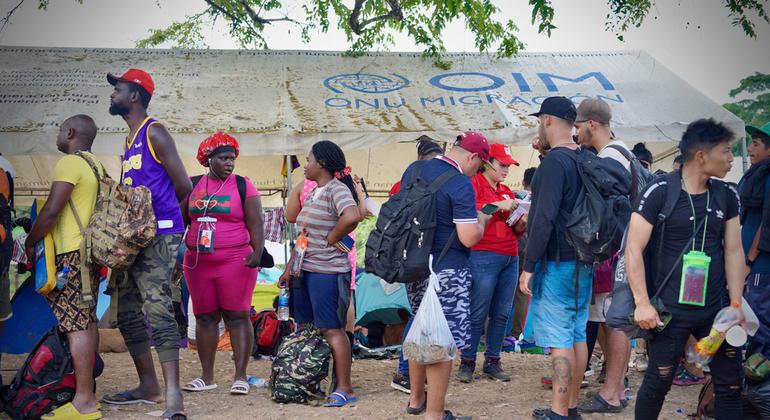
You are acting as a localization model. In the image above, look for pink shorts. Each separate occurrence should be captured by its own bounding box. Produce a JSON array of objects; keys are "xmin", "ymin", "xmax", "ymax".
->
[{"xmin": 183, "ymin": 245, "xmax": 258, "ymax": 315}]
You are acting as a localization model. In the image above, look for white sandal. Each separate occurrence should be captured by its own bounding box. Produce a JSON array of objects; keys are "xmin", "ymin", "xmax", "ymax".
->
[
  {"xmin": 182, "ymin": 378, "xmax": 217, "ymax": 392},
  {"xmin": 230, "ymin": 380, "xmax": 250, "ymax": 395}
]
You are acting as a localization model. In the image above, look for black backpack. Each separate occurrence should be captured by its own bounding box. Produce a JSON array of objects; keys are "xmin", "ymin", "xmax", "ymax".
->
[
  {"xmin": 365, "ymin": 161, "xmax": 460, "ymax": 284},
  {"xmin": 1, "ymin": 327, "xmax": 104, "ymax": 419},
  {"xmin": 190, "ymin": 175, "xmax": 274, "ymax": 268},
  {"xmin": 605, "ymin": 144, "xmax": 655, "ymax": 202},
  {"xmin": 561, "ymin": 148, "xmax": 632, "ymax": 264}
]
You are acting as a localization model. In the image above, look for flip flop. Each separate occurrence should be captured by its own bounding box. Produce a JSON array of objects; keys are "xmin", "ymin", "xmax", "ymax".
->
[
  {"xmin": 101, "ymin": 390, "xmax": 159, "ymax": 405},
  {"xmin": 41, "ymin": 402, "xmax": 102, "ymax": 419},
  {"xmin": 230, "ymin": 380, "xmax": 249, "ymax": 395},
  {"xmin": 162, "ymin": 410, "xmax": 187, "ymax": 420},
  {"xmin": 182, "ymin": 378, "xmax": 218, "ymax": 392},
  {"xmin": 324, "ymin": 390, "xmax": 359, "ymax": 407}
]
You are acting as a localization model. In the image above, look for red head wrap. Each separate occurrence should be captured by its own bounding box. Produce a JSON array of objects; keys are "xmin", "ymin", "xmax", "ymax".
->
[{"xmin": 197, "ymin": 131, "xmax": 240, "ymax": 166}]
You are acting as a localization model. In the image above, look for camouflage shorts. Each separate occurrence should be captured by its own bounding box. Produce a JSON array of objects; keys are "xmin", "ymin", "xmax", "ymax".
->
[
  {"xmin": 116, "ymin": 234, "xmax": 181, "ymax": 363},
  {"xmin": 46, "ymin": 250, "xmax": 101, "ymax": 332}
]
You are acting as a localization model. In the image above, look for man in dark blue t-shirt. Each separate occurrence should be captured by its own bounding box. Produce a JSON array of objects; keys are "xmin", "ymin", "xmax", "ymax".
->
[
  {"xmin": 400, "ymin": 131, "xmax": 490, "ymax": 420},
  {"xmin": 519, "ymin": 97, "xmax": 593, "ymax": 420},
  {"xmin": 627, "ymin": 119, "xmax": 746, "ymax": 419},
  {"xmin": 740, "ymin": 122, "xmax": 770, "ymax": 360}
]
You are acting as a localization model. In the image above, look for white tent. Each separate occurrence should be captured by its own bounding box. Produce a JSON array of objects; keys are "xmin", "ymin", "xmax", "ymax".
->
[{"xmin": 0, "ymin": 47, "xmax": 745, "ymax": 205}]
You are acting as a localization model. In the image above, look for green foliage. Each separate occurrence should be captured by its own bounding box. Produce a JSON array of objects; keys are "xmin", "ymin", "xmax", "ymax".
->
[
  {"xmin": 354, "ymin": 215, "xmax": 376, "ymax": 268},
  {"xmin": 21, "ymin": 0, "xmax": 769, "ymax": 66},
  {"xmin": 724, "ymin": 72, "xmax": 770, "ymax": 155}
]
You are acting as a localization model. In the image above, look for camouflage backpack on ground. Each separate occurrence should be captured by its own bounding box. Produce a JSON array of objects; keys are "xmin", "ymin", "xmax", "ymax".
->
[
  {"xmin": 269, "ymin": 326, "xmax": 333, "ymax": 404},
  {"xmin": 70, "ymin": 152, "xmax": 156, "ymax": 270}
]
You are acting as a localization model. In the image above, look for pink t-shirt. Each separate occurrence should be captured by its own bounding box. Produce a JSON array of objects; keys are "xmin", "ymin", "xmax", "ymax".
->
[{"xmin": 187, "ymin": 175, "xmax": 260, "ymax": 249}]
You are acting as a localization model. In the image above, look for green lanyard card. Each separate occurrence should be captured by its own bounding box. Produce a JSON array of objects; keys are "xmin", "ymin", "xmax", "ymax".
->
[{"xmin": 679, "ymin": 250, "xmax": 710, "ymax": 306}]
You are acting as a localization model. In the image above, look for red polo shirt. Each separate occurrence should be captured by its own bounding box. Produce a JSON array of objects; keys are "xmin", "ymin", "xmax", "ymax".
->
[{"xmin": 471, "ymin": 172, "xmax": 520, "ymax": 256}]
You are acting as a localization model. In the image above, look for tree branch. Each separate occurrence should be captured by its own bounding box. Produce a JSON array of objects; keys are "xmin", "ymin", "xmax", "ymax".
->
[
  {"xmin": 349, "ymin": 0, "xmax": 403, "ymax": 35},
  {"xmin": 238, "ymin": 0, "xmax": 300, "ymax": 25},
  {"xmin": 0, "ymin": 0, "xmax": 27, "ymax": 33}
]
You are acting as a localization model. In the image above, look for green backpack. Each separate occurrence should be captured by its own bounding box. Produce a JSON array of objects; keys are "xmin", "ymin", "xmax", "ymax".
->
[{"xmin": 269, "ymin": 326, "xmax": 333, "ymax": 404}]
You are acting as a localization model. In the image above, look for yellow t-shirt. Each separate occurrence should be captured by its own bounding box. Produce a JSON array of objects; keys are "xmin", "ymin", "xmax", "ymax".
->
[{"xmin": 52, "ymin": 152, "xmax": 104, "ymax": 255}]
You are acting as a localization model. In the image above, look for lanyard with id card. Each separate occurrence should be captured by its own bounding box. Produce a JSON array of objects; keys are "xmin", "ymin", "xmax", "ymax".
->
[{"xmin": 678, "ymin": 184, "xmax": 711, "ymax": 306}]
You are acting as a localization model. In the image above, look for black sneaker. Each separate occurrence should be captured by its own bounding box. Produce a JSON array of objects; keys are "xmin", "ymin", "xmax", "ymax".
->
[
  {"xmin": 457, "ymin": 359, "xmax": 475, "ymax": 383},
  {"xmin": 483, "ymin": 358, "xmax": 511, "ymax": 382},
  {"xmin": 391, "ymin": 372, "xmax": 411, "ymax": 394}
]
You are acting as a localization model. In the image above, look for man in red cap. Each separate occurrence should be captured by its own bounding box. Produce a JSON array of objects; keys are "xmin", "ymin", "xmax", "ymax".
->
[
  {"xmin": 399, "ymin": 131, "xmax": 491, "ymax": 420},
  {"xmin": 102, "ymin": 69, "xmax": 191, "ymax": 420}
]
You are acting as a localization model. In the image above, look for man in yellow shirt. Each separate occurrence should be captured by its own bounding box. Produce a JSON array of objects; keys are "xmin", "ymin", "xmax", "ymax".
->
[{"xmin": 25, "ymin": 114, "xmax": 104, "ymax": 420}]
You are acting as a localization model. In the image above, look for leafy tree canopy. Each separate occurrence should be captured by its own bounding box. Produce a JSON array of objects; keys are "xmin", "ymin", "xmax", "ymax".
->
[{"xmin": 724, "ymin": 72, "xmax": 770, "ymax": 155}]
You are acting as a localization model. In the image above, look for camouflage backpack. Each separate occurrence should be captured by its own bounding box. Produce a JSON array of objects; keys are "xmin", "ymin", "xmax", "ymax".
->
[
  {"xmin": 269, "ymin": 326, "xmax": 332, "ymax": 404},
  {"xmin": 70, "ymin": 152, "xmax": 156, "ymax": 271}
]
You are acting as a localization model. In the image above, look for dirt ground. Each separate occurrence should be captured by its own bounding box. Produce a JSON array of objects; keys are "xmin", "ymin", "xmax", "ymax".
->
[{"xmin": 2, "ymin": 349, "xmax": 700, "ymax": 420}]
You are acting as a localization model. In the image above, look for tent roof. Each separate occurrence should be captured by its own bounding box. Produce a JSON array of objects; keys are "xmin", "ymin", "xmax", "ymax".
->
[{"xmin": 0, "ymin": 47, "xmax": 743, "ymax": 156}]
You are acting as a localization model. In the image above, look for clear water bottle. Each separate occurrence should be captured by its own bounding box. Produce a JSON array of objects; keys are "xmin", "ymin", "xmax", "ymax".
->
[
  {"xmin": 686, "ymin": 304, "xmax": 741, "ymax": 368},
  {"xmin": 55, "ymin": 266, "xmax": 70, "ymax": 289},
  {"xmin": 277, "ymin": 288, "xmax": 290, "ymax": 321}
]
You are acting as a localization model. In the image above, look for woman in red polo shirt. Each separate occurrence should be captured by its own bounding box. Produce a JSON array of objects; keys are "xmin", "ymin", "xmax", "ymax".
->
[{"xmin": 457, "ymin": 143, "xmax": 526, "ymax": 383}]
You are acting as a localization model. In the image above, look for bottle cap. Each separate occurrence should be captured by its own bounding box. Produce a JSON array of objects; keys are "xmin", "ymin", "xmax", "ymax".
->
[{"xmin": 725, "ymin": 325, "xmax": 747, "ymax": 347}]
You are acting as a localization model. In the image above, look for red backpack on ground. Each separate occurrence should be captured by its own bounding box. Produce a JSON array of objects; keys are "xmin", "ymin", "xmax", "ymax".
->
[
  {"xmin": 1, "ymin": 327, "xmax": 103, "ymax": 419},
  {"xmin": 252, "ymin": 310, "xmax": 295, "ymax": 358}
]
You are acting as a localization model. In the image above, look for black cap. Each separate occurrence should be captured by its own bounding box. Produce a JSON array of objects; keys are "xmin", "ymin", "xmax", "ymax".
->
[{"xmin": 529, "ymin": 96, "xmax": 577, "ymax": 124}]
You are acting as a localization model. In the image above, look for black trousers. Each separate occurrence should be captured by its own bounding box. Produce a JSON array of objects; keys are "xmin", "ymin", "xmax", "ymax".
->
[{"xmin": 635, "ymin": 306, "xmax": 743, "ymax": 419}]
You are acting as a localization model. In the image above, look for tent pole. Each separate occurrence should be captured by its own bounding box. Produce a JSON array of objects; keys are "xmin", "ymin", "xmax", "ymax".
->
[
  {"xmin": 285, "ymin": 155, "xmax": 294, "ymax": 264},
  {"xmin": 741, "ymin": 132, "xmax": 749, "ymax": 173}
]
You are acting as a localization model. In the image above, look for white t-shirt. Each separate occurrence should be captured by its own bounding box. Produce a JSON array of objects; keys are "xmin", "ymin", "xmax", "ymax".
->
[{"xmin": 598, "ymin": 140, "xmax": 632, "ymax": 173}]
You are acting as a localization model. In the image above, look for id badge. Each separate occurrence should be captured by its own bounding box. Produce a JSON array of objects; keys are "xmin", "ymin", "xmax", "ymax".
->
[
  {"xmin": 678, "ymin": 251, "xmax": 710, "ymax": 306},
  {"xmin": 196, "ymin": 217, "xmax": 217, "ymax": 253}
]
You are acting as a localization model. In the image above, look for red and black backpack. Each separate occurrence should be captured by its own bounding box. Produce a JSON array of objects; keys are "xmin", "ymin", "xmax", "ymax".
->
[
  {"xmin": 251, "ymin": 310, "xmax": 295, "ymax": 358},
  {"xmin": 1, "ymin": 327, "xmax": 103, "ymax": 419}
]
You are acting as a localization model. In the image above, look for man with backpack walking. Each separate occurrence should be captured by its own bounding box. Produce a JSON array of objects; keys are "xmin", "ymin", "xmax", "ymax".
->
[
  {"xmin": 101, "ymin": 69, "xmax": 192, "ymax": 420},
  {"xmin": 24, "ymin": 115, "xmax": 104, "ymax": 419},
  {"xmin": 627, "ymin": 119, "xmax": 746, "ymax": 418},
  {"xmin": 519, "ymin": 97, "xmax": 594, "ymax": 420},
  {"xmin": 572, "ymin": 98, "xmax": 644, "ymax": 414}
]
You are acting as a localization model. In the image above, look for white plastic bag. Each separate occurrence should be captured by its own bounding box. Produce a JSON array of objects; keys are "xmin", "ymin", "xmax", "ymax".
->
[{"xmin": 402, "ymin": 257, "xmax": 457, "ymax": 364}]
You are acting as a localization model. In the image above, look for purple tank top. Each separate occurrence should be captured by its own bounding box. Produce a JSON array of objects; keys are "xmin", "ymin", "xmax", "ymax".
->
[{"xmin": 121, "ymin": 117, "xmax": 184, "ymax": 235}]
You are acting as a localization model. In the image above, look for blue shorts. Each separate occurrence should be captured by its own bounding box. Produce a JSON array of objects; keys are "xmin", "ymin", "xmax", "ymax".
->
[
  {"xmin": 291, "ymin": 271, "xmax": 351, "ymax": 329},
  {"xmin": 530, "ymin": 261, "xmax": 593, "ymax": 348}
]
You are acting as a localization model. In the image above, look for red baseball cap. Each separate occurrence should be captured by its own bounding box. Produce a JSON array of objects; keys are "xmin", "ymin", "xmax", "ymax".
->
[
  {"xmin": 489, "ymin": 143, "xmax": 519, "ymax": 166},
  {"xmin": 456, "ymin": 131, "xmax": 491, "ymax": 163},
  {"xmin": 107, "ymin": 69, "xmax": 155, "ymax": 96}
]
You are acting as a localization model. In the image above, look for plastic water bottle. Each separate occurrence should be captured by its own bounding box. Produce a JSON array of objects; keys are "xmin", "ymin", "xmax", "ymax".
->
[
  {"xmin": 277, "ymin": 288, "xmax": 290, "ymax": 321},
  {"xmin": 686, "ymin": 303, "xmax": 742, "ymax": 367},
  {"xmin": 55, "ymin": 266, "xmax": 70, "ymax": 289},
  {"xmin": 247, "ymin": 376, "xmax": 269, "ymax": 388}
]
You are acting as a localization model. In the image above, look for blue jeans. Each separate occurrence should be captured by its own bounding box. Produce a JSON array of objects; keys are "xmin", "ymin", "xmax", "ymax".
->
[
  {"xmin": 461, "ymin": 251, "xmax": 519, "ymax": 361},
  {"xmin": 397, "ymin": 317, "xmax": 414, "ymax": 375}
]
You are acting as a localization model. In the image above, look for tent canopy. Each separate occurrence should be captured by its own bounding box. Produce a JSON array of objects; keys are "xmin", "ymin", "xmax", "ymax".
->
[{"xmin": 0, "ymin": 47, "xmax": 744, "ymax": 203}]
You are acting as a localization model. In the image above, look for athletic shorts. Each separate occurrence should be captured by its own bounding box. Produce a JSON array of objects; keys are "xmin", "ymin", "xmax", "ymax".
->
[
  {"xmin": 530, "ymin": 261, "xmax": 593, "ymax": 348},
  {"xmin": 291, "ymin": 271, "xmax": 351, "ymax": 329},
  {"xmin": 405, "ymin": 267, "xmax": 471, "ymax": 352}
]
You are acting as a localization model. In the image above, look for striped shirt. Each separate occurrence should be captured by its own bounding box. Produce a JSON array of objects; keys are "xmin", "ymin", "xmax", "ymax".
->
[{"xmin": 295, "ymin": 179, "xmax": 357, "ymax": 274}]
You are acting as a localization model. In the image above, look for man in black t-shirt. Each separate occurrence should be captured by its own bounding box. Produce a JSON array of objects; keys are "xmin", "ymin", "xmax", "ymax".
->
[{"xmin": 626, "ymin": 119, "xmax": 746, "ymax": 419}]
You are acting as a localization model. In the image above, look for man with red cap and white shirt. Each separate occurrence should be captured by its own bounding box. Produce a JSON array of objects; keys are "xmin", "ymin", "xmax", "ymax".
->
[
  {"xmin": 458, "ymin": 143, "xmax": 524, "ymax": 384},
  {"xmin": 101, "ymin": 69, "xmax": 192, "ymax": 420},
  {"xmin": 399, "ymin": 132, "xmax": 491, "ymax": 420}
]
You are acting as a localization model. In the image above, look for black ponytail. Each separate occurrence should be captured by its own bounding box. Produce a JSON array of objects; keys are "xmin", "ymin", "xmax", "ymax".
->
[{"xmin": 311, "ymin": 140, "xmax": 359, "ymax": 204}]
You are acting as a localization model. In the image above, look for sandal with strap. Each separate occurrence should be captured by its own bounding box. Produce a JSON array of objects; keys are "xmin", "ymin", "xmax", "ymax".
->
[
  {"xmin": 182, "ymin": 378, "xmax": 218, "ymax": 392},
  {"xmin": 162, "ymin": 410, "xmax": 187, "ymax": 420},
  {"xmin": 324, "ymin": 390, "xmax": 359, "ymax": 407},
  {"xmin": 41, "ymin": 402, "xmax": 102, "ymax": 420},
  {"xmin": 230, "ymin": 380, "xmax": 250, "ymax": 395}
]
